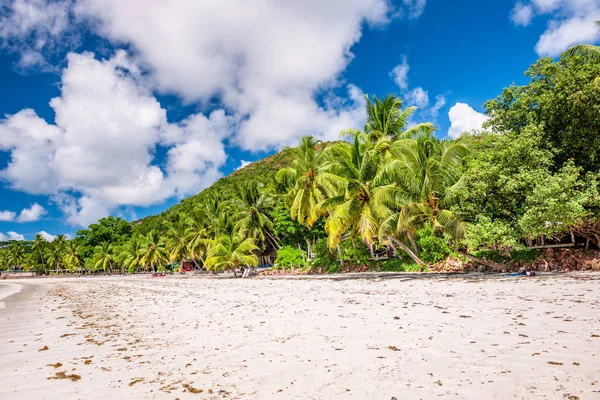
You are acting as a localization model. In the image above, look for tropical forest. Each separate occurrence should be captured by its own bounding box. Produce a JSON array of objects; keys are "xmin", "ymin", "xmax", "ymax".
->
[{"xmin": 1, "ymin": 51, "xmax": 599, "ymax": 276}]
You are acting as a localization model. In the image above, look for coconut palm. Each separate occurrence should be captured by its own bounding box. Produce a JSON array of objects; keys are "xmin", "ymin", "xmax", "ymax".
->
[
  {"xmin": 205, "ymin": 232, "xmax": 259, "ymax": 275},
  {"xmin": 119, "ymin": 234, "xmax": 144, "ymax": 272},
  {"xmin": 342, "ymin": 95, "xmax": 436, "ymax": 146},
  {"xmin": 377, "ymin": 132, "xmax": 470, "ymax": 265},
  {"xmin": 275, "ymin": 136, "xmax": 342, "ymax": 227},
  {"xmin": 31, "ymin": 234, "xmax": 48, "ymax": 274},
  {"xmin": 318, "ymin": 137, "xmax": 391, "ymax": 249},
  {"xmin": 46, "ymin": 239, "xmax": 66, "ymax": 274},
  {"xmin": 564, "ymin": 21, "xmax": 600, "ymax": 62},
  {"xmin": 93, "ymin": 242, "xmax": 115, "ymax": 273},
  {"xmin": 165, "ymin": 219, "xmax": 193, "ymax": 265},
  {"xmin": 64, "ymin": 241, "xmax": 83, "ymax": 273},
  {"xmin": 139, "ymin": 230, "xmax": 168, "ymax": 271},
  {"xmin": 232, "ymin": 181, "xmax": 278, "ymax": 249},
  {"xmin": 185, "ymin": 213, "xmax": 209, "ymax": 269},
  {"xmin": 7, "ymin": 244, "xmax": 26, "ymax": 270}
]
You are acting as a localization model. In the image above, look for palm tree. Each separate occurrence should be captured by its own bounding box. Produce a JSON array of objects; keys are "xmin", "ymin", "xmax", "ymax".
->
[
  {"xmin": 232, "ymin": 181, "xmax": 278, "ymax": 249},
  {"xmin": 564, "ymin": 20, "xmax": 600, "ymax": 62},
  {"xmin": 46, "ymin": 239, "xmax": 66, "ymax": 274},
  {"xmin": 93, "ymin": 242, "xmax": 115, "ymax": 273},
  {"xmin": 165, "ymin": 219, "xmax": 192, "ymax": 266},
  {"xmin": 64, "ymin": 241, "xmax": 83, "ymax": 273},
  {"xmin": 318, "ymin": 137, "xmax": 390, "ymax": 250},
  {"xmin": 31, "ymin": 234, "xmax": 48, "ymax": 274},
  {"xmin": 275, "ymin": 136, "xmax": 342, "ymax": 227},
  {"xmin": 342, "ymin": 95, "xmax": 436, "ymax": 145},
  {"xmin": 7, "ymin": 244, "xmax": 25, "ymax": 270},
  {"xmin": 139, "ymin": 230, "xmax": 168, "ymax": 272},
  {"xmin": 119, "ymin": 234, "xmax": 144, "ymax": 272},
  {"xmin": 205, "ymin": 232, "xmax": 259, "ymax": 275},
  {"xmin": 185, "ymin": 213, "xmax": 209, "ymax": 269},
  {"xmin": 378, "ymin": 132, "xmax": 470, "ymax": 265}
]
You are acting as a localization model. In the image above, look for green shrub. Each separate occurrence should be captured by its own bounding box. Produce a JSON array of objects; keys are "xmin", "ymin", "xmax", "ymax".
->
[
  {"xmin": 311, "ymin": 238, "xmax": 337, "ymax": 269},
  {"xmin": 417, "ymin": 230, "xmax": 452, "ymax": 263},
  {"xmin": 327, "ymin": 264, "xmax": 341, "ymax": 274},
  {"xmin": 340, "ymin": 240, "xmax": 370, "ymax": 266},
  {"xmin": 275, "ymin": 246, "xmax": 304, "ymax": 269}
]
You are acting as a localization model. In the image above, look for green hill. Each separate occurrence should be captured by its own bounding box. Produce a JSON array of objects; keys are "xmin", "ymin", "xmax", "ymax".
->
[{"xmin": 131, "ymin": 146, "xmax": 299, "ymax": 235}]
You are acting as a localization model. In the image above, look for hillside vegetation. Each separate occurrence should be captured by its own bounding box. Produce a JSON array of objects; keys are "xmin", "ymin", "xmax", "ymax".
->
[{"xmin": 1, "ymin": 49, "xmax": 599, "ymax": 275}]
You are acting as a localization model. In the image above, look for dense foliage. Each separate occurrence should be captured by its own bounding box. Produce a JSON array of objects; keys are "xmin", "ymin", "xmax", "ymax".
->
[{"xmin": 1, "ymin": 52, "xmax": 599, "ymax": 274}]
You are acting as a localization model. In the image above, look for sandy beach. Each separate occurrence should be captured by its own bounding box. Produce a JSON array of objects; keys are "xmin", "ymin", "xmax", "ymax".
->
[{"xmin": 1, "ymin": 273, "xmax": 599, "ymax": 399}]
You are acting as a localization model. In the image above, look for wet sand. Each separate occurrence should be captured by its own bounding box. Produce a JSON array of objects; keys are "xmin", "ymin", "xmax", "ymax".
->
[{"xmin": 1, "ymin": 273, "xmax": 599, "ymax": 399}]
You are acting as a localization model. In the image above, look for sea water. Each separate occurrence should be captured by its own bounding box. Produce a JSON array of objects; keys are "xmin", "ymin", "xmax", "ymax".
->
[{"xmin": 0, "ymin": 282, "xmax": 21, "ymax": 309}]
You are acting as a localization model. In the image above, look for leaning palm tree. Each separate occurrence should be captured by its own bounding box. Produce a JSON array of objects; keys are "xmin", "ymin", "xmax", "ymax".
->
[
  {"xmin": 378, "ymin": 132, "xmax": 470, "ymax": 265},
  {"xmin": 232, "ymin": 181, "xmax": 278, "ymax": 249},
  {"xmin": 275, "ymin": 136, "xmax": 343, "ymax": 227},
  {"xmin": 564, "ymin": 21, "xmax": 600, "ymax": 62},
  {"xmin": 205, "ymin": 232, "xmax": 259, "ymax": 275},
  {"xmin": 139, "ymin": 230, "xmax": 168, "ymax": 272}
]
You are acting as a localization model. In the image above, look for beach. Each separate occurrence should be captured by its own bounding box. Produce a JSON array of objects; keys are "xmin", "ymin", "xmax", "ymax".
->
[{"xmin": 0, "ymin": 273, "xmax": 599, "ymax": 399}]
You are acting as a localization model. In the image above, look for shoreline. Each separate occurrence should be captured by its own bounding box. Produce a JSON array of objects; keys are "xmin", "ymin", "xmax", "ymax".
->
[
  {"xmin": 1, "ymin": 274, "xmax": 599, "ymax": 399},
  {"xmin": 0, "ymin": 281, "xmax": 23, "ymax": 309}
]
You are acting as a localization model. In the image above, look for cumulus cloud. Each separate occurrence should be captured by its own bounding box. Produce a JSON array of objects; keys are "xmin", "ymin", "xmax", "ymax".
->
[
  {"xmin": 0, "ymin": 210, "xmax": 17, "ymax": 221},
  {"xmin": 16, "ymin": 203, "xmax": 46, "ymax": 222},
  {"xmin": 509, "ymin": 0, "xmax": 600, "ymax": 56},
  {"xmin": 0, "ymin": 1, "xmax": 431, "ymax": 227},
  {"xmin": 447, "ymin": 102, "xmax": 489, "ymax": 138},
  {"xmin": 0, "ymin": 231, "xmax": 25, "ymax": 241},
  {"xmin": 0, "ymin": 51, "xmax": 231, "ymax": 226},
  {"xmin": 37, "ymin": 230, "xmax": 56, "ymax": 241},
  {"xmin": 0, "ymin": 0, "xmax": 75, "ymax": 70}
]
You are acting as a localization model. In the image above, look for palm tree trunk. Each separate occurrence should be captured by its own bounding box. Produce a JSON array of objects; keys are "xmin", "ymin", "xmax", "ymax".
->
[
  {"xmin": 458, "ymin": 251, "xmax": 506, "ymax": 271},
  {"xmin": 265, "ymin": 231, "xmax": 280, "ymax": 250},
  {"xmin": 336, "ymin": 244, "xmax": 344, "ymax": 267},
  {"xmin": 407, "ymin": 231, "xmax": 419, "ymax": 254},
  {"xmin": 388, "ymin": 236, "xmax": 425, "ymax": 267}
]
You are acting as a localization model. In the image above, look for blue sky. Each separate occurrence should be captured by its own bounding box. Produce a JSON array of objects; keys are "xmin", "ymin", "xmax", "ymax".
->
[{"xmin": 0, "ymin": 0, "xmax": 598, "ymax": 241}]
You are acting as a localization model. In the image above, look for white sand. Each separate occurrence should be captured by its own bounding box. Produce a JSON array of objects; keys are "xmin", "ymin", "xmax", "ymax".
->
[{"xmin": 1, "ymin": 273, "xmax": 599, "ymax": 399}]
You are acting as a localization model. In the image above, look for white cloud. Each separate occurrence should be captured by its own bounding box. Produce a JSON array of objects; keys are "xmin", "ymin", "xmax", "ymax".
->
[
  {"xmin": 0, "ymin": 231, "xmax": 25, "ymax": 241},
  {"xmin": 447, "ymin": 102, "xmax": 489, "ymax": 138},
  {"xmin": 511, "ymin": 2, "xmax": 534, "ymax": 26},
  {"xmin": 536, "ymin": 13, "xmax": 600, "ymax": 56},
  {"xmin": 0, "ymin": 211, "xmax": 17, "ymax": 222},
  {"xmin": 0, "ymin": 1, "xmax": 429, "ymax": 226},
  {"xmin": 509, "ymin": 0, "xmax": 600, "ymax": 56},
  {"xmin": 0, "ymin": 0, "xmax": 75, "ymax": 70},
  {"xmin": 390, "ymin": 56, "xmax": 447, "ymax": 120},
  {"xmin": 37, "ymin": 230, "xmax": 56, "ymax": 241},
  {"xmin": 16, "ymin": 203, "xmax": 47, "ymax": 222},
  {"xmin": 403, "ymin": 0, "xmax": 427, "ymax": 19},
  {"xmin": 0, "ymin": 51, "xmax": 232, "ymax": 227},
  {"xmin": 236, "ymin": 160, "xmax": 252, "ymax": 171},
  {"xmin": 390, "ymin": 56, "xmax": 410, "ymax": 90},
  {"xmin": 405, "ymin": 87, "xmax": 430, "ymax": 108},
  {"xmin": 430, "ymin": 94, "xmax": 447, "ymax": 117}
]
